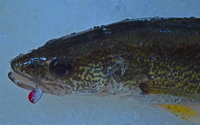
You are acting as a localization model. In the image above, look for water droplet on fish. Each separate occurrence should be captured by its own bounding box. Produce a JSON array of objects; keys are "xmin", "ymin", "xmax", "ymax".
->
[{"xmin": 103, "ymin": 28, "xmax": 111, "ymax": 34}]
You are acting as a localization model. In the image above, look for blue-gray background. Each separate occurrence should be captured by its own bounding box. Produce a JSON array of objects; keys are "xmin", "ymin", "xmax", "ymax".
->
[{"xmin": 0, "ymin": 0, "xmax": 200, "ymax": 125}]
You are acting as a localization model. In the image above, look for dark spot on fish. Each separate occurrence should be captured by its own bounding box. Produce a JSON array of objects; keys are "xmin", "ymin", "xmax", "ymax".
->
[
  {"xmin": 71, "ymin": 32, "xmax": 76, "ymax": 35},
  {"xmin": 181, "ymin": 117, "xmax": 188, "ymax": 120},
  {"xmin": 139, "ymin": 82, "xmax": 149, "ymax": 93}
]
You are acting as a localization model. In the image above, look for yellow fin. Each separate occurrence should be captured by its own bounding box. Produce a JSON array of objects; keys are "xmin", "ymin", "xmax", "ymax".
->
[{"xmin": 159, "ymin": 104, "xmax": 200, "ymax": 123}]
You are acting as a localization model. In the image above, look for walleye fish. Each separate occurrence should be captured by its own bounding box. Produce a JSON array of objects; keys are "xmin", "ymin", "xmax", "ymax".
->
[{"xmin": 8, "ymin": 17, "xmax": 200, "ymax": 123}]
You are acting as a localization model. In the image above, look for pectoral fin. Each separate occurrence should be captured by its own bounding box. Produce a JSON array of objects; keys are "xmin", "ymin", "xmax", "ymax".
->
[
  {"xmin": 106, "ymin": 55, "xmax": 129, "ymax": 76},
  {"xmin": 159, "ymin": 104, "xmax": 200, "ymax": 123}
]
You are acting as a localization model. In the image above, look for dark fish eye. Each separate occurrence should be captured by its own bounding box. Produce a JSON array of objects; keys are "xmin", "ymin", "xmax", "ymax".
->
[{"xmin": 49, "ymin": 59, "xmax": 72, "ymax": 77}]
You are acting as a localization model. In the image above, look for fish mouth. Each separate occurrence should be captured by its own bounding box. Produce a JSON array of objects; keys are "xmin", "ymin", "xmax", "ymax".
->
[{"xmin": 8, "ymin": 70, "xmax": 67, "ymax": 96}]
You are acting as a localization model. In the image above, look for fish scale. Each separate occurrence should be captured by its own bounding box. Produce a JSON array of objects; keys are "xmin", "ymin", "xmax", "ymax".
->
[{"xmin": 148, "ymin": 44, "xmax": 200, "ymax": 96}]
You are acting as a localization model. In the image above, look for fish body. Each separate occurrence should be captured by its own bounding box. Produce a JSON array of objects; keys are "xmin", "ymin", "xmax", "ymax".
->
[{"xmin": 8, "ymin": 17, "xmax": 200, "ymax": 123}]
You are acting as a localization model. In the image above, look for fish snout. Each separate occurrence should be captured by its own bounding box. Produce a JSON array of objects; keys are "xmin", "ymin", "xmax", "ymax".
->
[{"xmin": 8, "ymin": 72, "xmax": 14, "ymax": 82}]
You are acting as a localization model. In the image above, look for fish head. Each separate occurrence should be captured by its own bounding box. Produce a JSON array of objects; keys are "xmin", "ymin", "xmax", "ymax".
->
[{"xmin": 8, "ymin": 33, "xmax": 109, "ymax": 96}]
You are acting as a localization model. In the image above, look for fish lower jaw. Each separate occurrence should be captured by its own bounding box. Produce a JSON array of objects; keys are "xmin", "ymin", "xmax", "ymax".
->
[{"xmin": 8, "ymin": 71, "xmax": 37, "ymax": 90}]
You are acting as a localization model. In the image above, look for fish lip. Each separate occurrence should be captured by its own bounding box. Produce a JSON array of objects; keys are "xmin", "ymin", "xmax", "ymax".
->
[{"xmin": 8, "ymin": 72, "xmax": 14, "ymax": 82}]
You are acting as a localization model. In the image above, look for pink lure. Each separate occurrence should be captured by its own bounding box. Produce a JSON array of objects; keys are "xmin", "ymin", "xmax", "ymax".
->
[{"xmin": 28, "ymin": 88, "xmax": 43, "ymax": 104}]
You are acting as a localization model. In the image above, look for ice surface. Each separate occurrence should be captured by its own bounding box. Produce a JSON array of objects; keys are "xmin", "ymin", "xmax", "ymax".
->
[{"xmin": 1, "ymin": 0, "xmax": 200, "ymax": 125}]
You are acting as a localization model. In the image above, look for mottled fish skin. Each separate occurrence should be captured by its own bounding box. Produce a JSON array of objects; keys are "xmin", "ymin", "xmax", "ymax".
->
[{"xmin": 9, "ymin": 17, "xmax": 200, "ymax": 105}]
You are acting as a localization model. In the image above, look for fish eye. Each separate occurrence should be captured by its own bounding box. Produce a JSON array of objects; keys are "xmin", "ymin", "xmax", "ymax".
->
[{"xmin": 49, "ymin": 59, "xmax": 72, "ymax": 77}]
